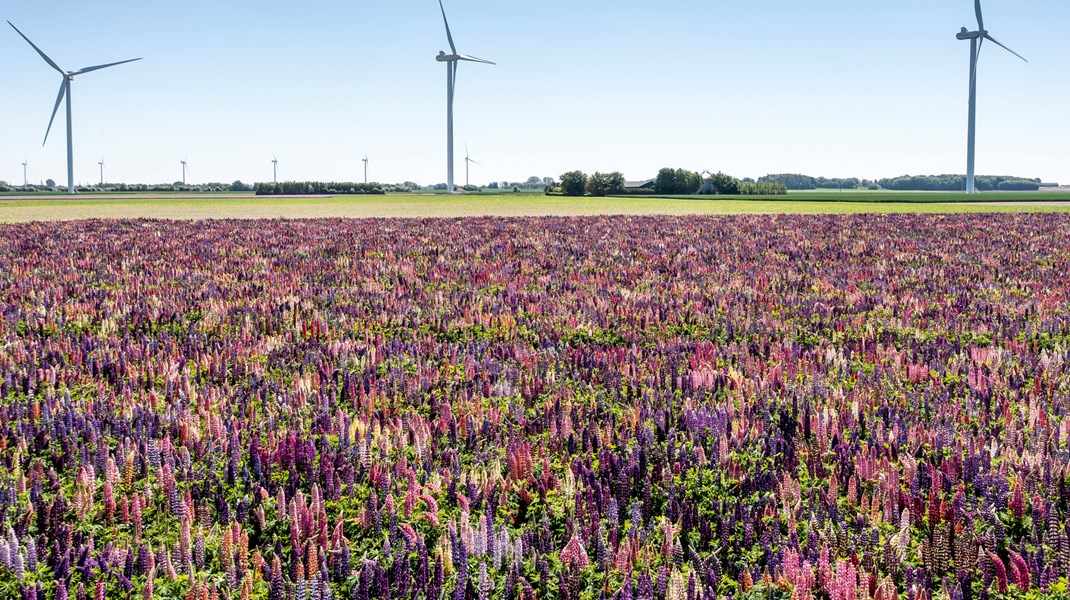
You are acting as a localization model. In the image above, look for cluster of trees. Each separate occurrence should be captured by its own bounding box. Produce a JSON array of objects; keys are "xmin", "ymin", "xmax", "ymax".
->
[
  {"xmin": 255, "ymin": 182, "xmax": 388, "ymax": 195},
  {"xmin": 878, "ymin": 174, "xmax": 1041, "ymax": 192},
  {"xmin": 759, "ymin": 174, "xmax": 862, "ymax": 190},
  {"xmin": 653, "ymin": 168, "xmax": 785, "ymax": 195},
  {"xmin": 654, "ymin": 168, "xmax": 705, "ymax": 195},
  {"xmin": 548, "ymin": 168, "xmax": 786, "ymax": 197},
  {"xmin": 554, "ymin": 171, "xmax": 627, "ymax": 197},
  {"xmin": 738, "ymin": 181, "xmax": 788, "ymax": 195},
  {"xmin": 0, "ymin": 181, "xmax": 256, "ymax": 193},
  {"xmin": 760, "ymin": 172, "xmax": 1043, "ymax": 192}
]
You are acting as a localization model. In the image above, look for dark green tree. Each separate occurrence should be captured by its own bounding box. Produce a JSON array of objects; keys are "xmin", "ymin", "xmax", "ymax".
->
[
  {"xmin": 605, "ymin": 171, "xmax": 625, "ymax": 195},
  {"xmin": 654, "ymin": 168, "xmax": 677, "ymax": 194},
  {"xmin": 675, "ymin": 169, "xmax": 702, "ymax": 194},
  {"xmin": 587, "ymin": 171, "xmax": 625, "ymax": 196},
  {"xmin": 560, "ymin": 171, "xmax": 588, "ymax": 197},
  {"xmin": 710, "ymin": 171, "xmax": 740, "ymax": 195}
]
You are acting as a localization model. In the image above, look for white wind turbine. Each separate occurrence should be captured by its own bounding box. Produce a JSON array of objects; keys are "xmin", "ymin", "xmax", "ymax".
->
[
  {"xmin": 362, "ymin": 154, "xmax": 369, "ymax": 184},
  {"xmin": 272, "ymin": 156, "xmax": 278, "ymax": 184},
  {"xmin": 957, "ymin": 0, "xmax": 1026, "ymax": 194},
  {"xmin": 8, "ymin": 21, "xmax": 141, "ymax": 194},
  {"xmin": 98, "ymin": 157, "xmax": 105, "ymax": 186},
  {"xmin": 180, "ymin": 156, "xmax": 189, "ymax": 185},
  {"xmin": 435, "ymin": 0, "xmax": 494, "ymax": 194},
  {"xmin": 21, "ymin": 160, "xmax": 28, "ymax": 187},
  {"xmin": 464, "ymin": 142, "xmax": 482, "ymax": 188}
]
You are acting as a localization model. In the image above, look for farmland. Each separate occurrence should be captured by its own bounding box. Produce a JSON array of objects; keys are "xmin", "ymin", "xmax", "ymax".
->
[
  {"xmin": 1, "ymin": 192, "xmax": 1070, "ymax": 221},
  {"xmin": 2, "ymin": 215, "xmax": 1070, "ymax": 599}
]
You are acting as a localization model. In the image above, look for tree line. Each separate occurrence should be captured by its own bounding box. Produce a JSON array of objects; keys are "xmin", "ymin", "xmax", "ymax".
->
[
  {"xmin": 549, "ymin": 168, "xmax": 786, "ymax": 197},
  {"xmin": 255, "ymin": 182, "xmax": 400, "ymax": 195},
  {"xmin": 0, "ymin": 181, "xmax": 256, "ymax": 193},
  {"xmin": 759, "ymin": 174, "xmax": 862, "ymax": 190},
  {"xmin": 760, "ymin": 173, "xmax": 1042, "ymax": 192},
  {"xmin": 878, "ymin": 174, "xmax": 1041, "ymax": 192}
]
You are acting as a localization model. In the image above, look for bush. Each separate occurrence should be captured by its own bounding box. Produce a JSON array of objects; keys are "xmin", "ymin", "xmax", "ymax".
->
[{"xmin": 612, "ymin": 188, "xmax": 657, "ymax": 196}]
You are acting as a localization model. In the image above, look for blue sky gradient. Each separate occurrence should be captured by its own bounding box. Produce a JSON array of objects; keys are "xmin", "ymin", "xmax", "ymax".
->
[{"xmin": 2, "ymin": 1, "xmax": 1067, "ymax": 187}]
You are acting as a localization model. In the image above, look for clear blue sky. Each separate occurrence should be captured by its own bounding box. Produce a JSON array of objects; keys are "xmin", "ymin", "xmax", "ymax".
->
[{"xmin": 2, "ymin": 1, "xmax": 1067, "ymax": 187}]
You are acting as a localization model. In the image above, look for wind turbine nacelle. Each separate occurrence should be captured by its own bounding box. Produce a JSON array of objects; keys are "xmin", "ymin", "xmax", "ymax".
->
[
  {"xmin": 437, "ymin": 52, "xmax": 457, "ymax": 62},
  {"xmin": 957, "ymin": 28, "xmax": 981, "ymax": 40}
]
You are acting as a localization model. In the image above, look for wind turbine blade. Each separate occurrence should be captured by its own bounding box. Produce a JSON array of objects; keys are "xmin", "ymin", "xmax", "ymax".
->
[
  {"xmin": 7, "ymin": 21, "xmax": 66, "ymax": 75},
  {"xmin": 70, "ymin": 57, "xmax": 142, "ymax": 76},
  {"xmin": 975, "ymin": 0, "xmax": 984, "ymax": 31},
  {"xmin": 457, "ymin": 54, "xmax": 496, "ymax": 65},
  {"xmin": 438, "ymin": 0, "xmax": 457, "ymax": 54},
  {"xmin": 984, "ymin": 34, "xmax": 1028, "ymax": 62},
  {"xmin": 469, "ymin": 158, "xmax": 482, "ymax": 166},
  {"xmin": 42, "ymin": 80, "xmax": 67, "ymax": 146}
]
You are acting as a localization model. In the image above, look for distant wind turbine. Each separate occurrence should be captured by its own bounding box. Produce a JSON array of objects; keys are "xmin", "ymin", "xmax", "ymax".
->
[
  {"xmin": 957, "ymin": 0, "xmax": 1026, "ymax": 194},
  {"xmin": 21, "ymin": 160, "xmax": 28, "ymax": 187},
  {"xmin": 98, "ymin": 158, "xmax": 105, "ymax": 186},
  {"xmin": 464, "ymin": 142, "xmax": 482, "ymax": 187},
  {"xmin": 8, "ymin": 21, "xmax": 141, "ymax": 194},
  {"xmin": 435, "ymin": 0, "xmax": 494, "ymax": 193},
  {"xmin": 272, "ymin": 156, "xmax": 278, "ymax": 184},
  {"xmin": 180, "ymin": 156, "xmax": 189, "ymax": 185},
  {"xmin": 362, "ymin": 154, "xmax": 369, "ymax": 184}
]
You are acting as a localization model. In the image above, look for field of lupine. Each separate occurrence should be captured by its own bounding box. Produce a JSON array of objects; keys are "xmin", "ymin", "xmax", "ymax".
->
[{"xmin": 1, "ymin": 215, "xmax": 1070, "ymax": 600}]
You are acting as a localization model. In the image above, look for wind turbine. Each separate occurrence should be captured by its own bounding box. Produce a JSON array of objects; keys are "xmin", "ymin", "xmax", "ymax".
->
[
  {"xmin": 21, "ymin": 160, "xmax": 28, "ymax": 187},
  {"xmin": 464, "ymin": 142, "xmax": 482, "ymax": 187},
  {"xmin": 362, "ymin": 154, "xmax": 369, "ymax": 184},
  {"xmin": 180, "ymin": 156, "xmax": 189, "ymax": 185},
  {"xmin": 272, "ymin": 156, "xmax": 278, "ymax": 183},
  {"xmin": 8, "ymin": 21, "xmax": 141, "ymax": 194},
  {"xmin": 956, "ymin": 0, "xmax": 1026, "ymax": 194},
  {"xmin": 435, "ymin": 0, "xmax": 495, "ymax": 194},
  {"xmin": 98, "ymin": 158, "xmax": 105, "ymax": 186}
]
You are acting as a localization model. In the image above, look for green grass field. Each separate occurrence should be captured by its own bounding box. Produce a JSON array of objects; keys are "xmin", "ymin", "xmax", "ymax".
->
[
  {"xmin": 627, "ymin": 190, "xmax": 1070, "ymax": 203},
  {"xmin": 2, "ymin": 192, "xmax": 1069, "ymax": 222}
]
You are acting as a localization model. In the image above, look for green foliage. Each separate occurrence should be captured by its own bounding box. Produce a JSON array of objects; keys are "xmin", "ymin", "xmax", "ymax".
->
[
  {"xmin": 255, "ymin": 181, "xmax": 385, "ymax": 195},
  {"xmin": 879, "ymin": 174, "xmax": 1040, "ymax": 192},
  {"xmin": 655, "ymin": 168, "xmax": 703, "ymax": 195},
  {"xmin": 560, "ymin": 171, "xmax": 589, "ymax": 196},
  {"xmin": 708, "ymin": 171, "xmax": 740, "ymax": 195},
  {"xmin": 739, "ymin": 181, "xmax": 786, "ymax": 195},
  {"xmin": 586, "ymin": 171, "xmax": 625, "ymax": 197},
  {"xmin": 612, "ymin": 187, "xmax": 658, "ymax": 195}
]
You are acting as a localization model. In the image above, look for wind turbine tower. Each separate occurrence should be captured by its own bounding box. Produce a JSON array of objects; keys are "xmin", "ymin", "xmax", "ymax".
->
[
  {"xmin": 272, "ymin": 156, "xmax": 278, "ymax": 184},
  {"xmin": 363, "ymin": 154, "xmax": 368, "ymax": 184},
  {"xmin": 8, "ymin": 21, "xmax": 141, "ymax": 194},
  {"xmin": 21, "ymin": 160, "xmax": 28, "ymax": 187},
  {"xmin": 98, "ymin": 158, "xmax": 104, "ymax": 186},
  {"xmin": 957, "ymin": 0, "xmax": 1026, "ymax": 194},
  {"xmin": 464, "ymin": 142, "xmax": 482, "ymax": 188},
  {"xmin": 435, "ymin": 0, "xmax": 495, "ymax": 193},
  {"xmin": 180, "ymin": 157, "xmax": 188, "ymax": 185}
]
